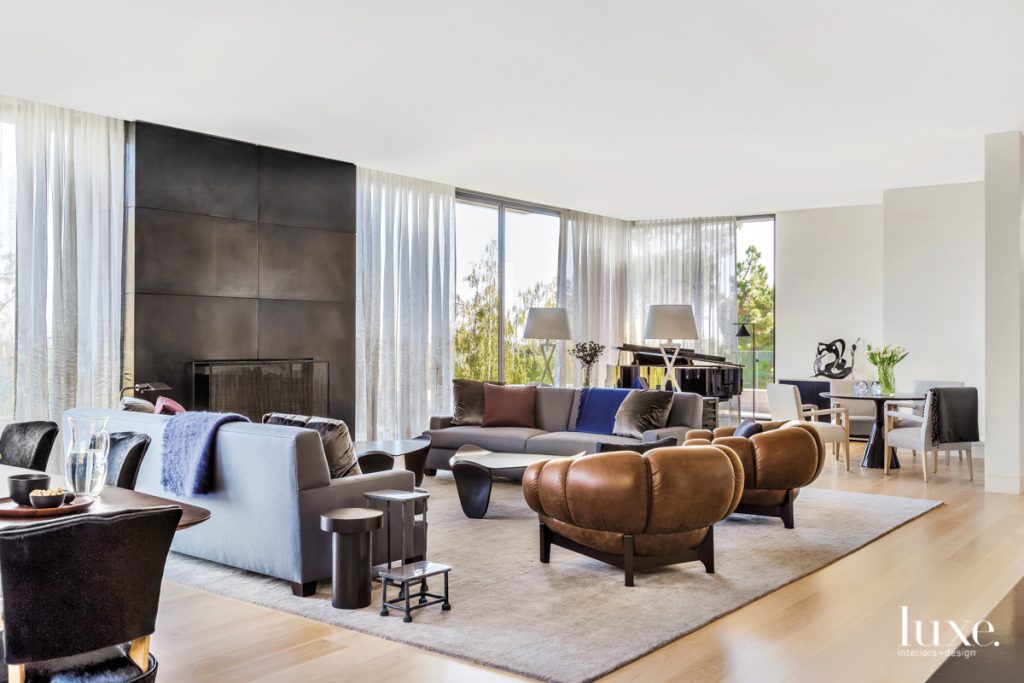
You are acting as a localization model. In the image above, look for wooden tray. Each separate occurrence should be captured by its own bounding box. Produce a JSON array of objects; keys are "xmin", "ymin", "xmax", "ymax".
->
[{"xmin": 0, "ymin": 495, "xmax": 95, "ymax": 518}]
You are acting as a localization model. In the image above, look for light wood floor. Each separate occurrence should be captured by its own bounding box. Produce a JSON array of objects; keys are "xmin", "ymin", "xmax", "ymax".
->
[{"xmin": 154, "ymin": 446, "xmax": 1024, "ymax": 683}]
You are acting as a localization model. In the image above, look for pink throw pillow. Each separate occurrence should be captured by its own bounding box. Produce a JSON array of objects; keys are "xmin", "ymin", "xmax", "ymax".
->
[
  {"xmin": 154, "ymin": 396, "xmax": 187, "ymax": 415},
  {"xmin": 482, "ymin": 384, "xmax": 537, "ymax": 428}
]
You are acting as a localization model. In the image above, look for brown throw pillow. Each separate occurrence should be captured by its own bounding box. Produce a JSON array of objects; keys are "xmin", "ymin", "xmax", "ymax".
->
[
  {"xmin": 612, "ymin": 390, "xmax": 674, "ymax": 439},
  {"xmin": 305, "ymin": 417, "xmax": 361, "ymax": 478},
  {"xmin": 451, "ymin": 379, "xmax": 504, "ymax": 426},
  {"xmin": 482, "ymin": 384, "xmax": 538, "ymax": 428}
]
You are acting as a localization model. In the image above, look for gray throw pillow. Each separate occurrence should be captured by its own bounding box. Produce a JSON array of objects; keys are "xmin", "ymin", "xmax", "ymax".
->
[
  {"xmin": 305, "ymin": 417, "xmax": 361, "ymax": 478},
  {"xmin": 119, "ymin": 396, "xmax": 156, "ymax": 413},
  {"xmin": 262, "ymin": 412, "xmax": 311, "ymax": 427},
  {"xmin": 612, "ymin": 390, "xmax": 674, "ymax": 439},
  {"xmin": 451, "ymin": 379, "xmax": 504, "ymax": 426}
]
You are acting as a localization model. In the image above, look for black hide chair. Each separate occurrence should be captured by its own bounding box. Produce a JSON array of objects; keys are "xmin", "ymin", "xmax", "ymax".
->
[
  {"xmin": 0, "ymin": 421, "xmax": 59, "ymax": 472},
  {"xmin": 106, "ymin": 432, "xmax": 153, "ymax": 491},
  {"xmin": 0, "ymin": 506, "xmax": 182, "ymax": 682},
  {"xmin": 596, "ymin": 436, "xmax": 678, "ymax": 454}
]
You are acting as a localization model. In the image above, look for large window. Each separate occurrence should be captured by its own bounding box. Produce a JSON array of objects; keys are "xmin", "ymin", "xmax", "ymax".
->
[
  {"xmin": 736, "ymin": 216, "xmax": 775, "ymax": 406},
  {"xmin": 0, "ymin": 121, "xmax": 15, "ymax": 422},
  {"xmin": 454, "ymin": 194, "xmax": 560, "ymax": 383}
]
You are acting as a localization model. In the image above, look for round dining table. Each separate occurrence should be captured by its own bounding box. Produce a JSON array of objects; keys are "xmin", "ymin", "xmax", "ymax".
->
[{"xmin": 820, "ymin": 392, "xmax": 925, "ymax": 469}]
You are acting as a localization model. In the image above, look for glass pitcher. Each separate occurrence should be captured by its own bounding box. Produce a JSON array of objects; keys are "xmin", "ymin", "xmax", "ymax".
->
[{"xmin": 65, "ymin": 416, "xmax": 110, "ymax": 497}]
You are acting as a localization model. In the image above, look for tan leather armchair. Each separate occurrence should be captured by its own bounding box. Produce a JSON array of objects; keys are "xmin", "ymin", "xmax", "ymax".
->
[
  {"xmin": 685, "ymin": 421, "xmax": 825, "ymax": 528},
  {"xmin": 522, "ymin": 446, "xmax": 744, "ymax": 586}
]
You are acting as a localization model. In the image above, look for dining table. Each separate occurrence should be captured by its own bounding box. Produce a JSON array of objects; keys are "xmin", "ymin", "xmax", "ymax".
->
[
  {"xmin": 820, "ymin": 392, "xmax": 926, "ymax": 469},
  {"xmin": 0, "ymin": 464, "xmax": 211, "ymax": 530}
]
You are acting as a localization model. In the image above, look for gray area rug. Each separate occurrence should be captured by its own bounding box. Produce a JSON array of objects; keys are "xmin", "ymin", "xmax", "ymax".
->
[{"xmin": 165, "ymin": 476, "xmax": 941, "ymax": 683}]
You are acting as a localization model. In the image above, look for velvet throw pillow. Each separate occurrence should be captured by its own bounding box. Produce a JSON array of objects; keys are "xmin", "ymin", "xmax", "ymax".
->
[
  {"xmin": 451, "ymin": 379, "xmax": 505, "ymax": 426},
  {"xmin": 574, "ymin": 388, "xmax": 633, "ymax": 435},
  {"xmin": 481, "ymin": 384, "xmax": 537, "ymax": 428},
  {"xmin": 612, "ymin": 390, "xmax": 674, "ymax": 439},
  {"xmin": 154, "ymin": 396, "xmax": 186, "ymax": 415},
  {"xmin": 262, "ymin": 412, "xmax": 311, "ymax": 427},
  {"xmin": 261, "ymin": 413, "xmax": 360, "ymax": 478},
  {"xmin": 733, "ymin": 419, "xmax": 764, "ymax": 438}
]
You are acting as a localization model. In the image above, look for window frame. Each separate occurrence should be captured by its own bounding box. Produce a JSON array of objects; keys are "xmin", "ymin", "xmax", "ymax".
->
[{"xmin": 454, "ymin": 189, "xmax": 563, "ymax": 381}]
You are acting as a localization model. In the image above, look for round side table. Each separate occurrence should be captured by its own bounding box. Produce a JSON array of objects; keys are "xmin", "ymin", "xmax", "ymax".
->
[{"xmin": 320, "ymin": 508, "xmax": 384, "ymax": 609}]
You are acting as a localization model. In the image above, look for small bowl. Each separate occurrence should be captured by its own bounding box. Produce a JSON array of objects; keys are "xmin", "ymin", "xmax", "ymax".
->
[
  {"xmin": 8, "ymin": 474, "xmax": 50, "ymax": 506},
  {"xmin": 29, "ymin": 492, "xmax": 66, "ymax": 509}
]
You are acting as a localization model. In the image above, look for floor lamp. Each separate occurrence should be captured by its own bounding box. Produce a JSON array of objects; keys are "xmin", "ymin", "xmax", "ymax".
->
[
  {"xmin": 643, "ymin": 305, "xmax": 699, "ymax": 391},
  {"xmin": 736, "ymin": 322, "xmax": 755, "ymax": 418},
  {"xmin": 524, "ymin": 307, "xmax": 572, "ymax": 386}
]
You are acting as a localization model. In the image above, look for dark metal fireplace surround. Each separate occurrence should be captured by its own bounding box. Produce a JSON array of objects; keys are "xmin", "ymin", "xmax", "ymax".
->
[{"xmin": 192, "ymin": 359, "xmax": 329, "ymax": 422}]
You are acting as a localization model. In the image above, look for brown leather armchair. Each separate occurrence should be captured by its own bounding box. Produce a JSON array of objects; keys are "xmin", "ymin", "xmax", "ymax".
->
[
  {"xmin": 522, "ymin": 446, "xmax": 744, "ymax": 586},
  {"xmin": 685, "ymin": 421, "xmax": 825, "ymax": 528}
]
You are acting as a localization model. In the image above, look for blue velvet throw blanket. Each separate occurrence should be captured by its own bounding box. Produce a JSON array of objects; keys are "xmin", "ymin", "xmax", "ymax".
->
[{"xmin": 161, "ymin": 412, "xmax": 250, "ymax": 496}]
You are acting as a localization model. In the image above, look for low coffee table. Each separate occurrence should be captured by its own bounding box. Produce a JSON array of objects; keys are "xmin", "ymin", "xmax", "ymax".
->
[{"xmin": 449, "ymin": 446, "xmax": 582, "ymax": 519}]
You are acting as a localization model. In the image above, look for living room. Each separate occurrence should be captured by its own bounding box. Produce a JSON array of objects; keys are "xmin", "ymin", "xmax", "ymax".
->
[{"xmin": 0, "ymin": 2, "xmax": 1021, "ymax": 682}]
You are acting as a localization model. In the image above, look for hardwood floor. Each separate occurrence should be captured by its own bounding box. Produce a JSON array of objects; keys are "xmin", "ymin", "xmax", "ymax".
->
[{"xmin": 154, "ymin": 445, "xmax": 1024, "ymax": 682}]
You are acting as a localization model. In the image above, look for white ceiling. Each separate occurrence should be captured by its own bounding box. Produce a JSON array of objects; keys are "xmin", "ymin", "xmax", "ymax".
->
[{"xmin": 2, "ymin": 1, "xmax": 1023, "ymax": 219}]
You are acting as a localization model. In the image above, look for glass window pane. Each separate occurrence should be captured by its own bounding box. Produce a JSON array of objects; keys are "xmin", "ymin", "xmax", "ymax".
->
[
  {"xmin": 736, "ymin": 217, "xmax": 775, "ymax": 418},
  {"xmin": 454, "ymin": 199, "xmax": 500, "ymax": 381},
  {"xmin": 503, "ymin": 208, "xmax": 560, "ymax": 384}
]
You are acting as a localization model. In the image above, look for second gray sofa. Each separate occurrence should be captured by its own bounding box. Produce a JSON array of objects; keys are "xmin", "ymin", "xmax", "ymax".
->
[{"xmin": 424, "ymin": 386, "xmax": 705, "ymax": 473}]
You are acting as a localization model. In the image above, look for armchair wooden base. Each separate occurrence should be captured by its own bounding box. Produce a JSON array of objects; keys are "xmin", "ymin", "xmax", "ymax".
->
[
  {"xmin": 539, "ymin": 523, "xmax": 715, "ymax": 587},
  {"xmin": 734, "ymin": 489, "xmax": 796, "ymax": 529}
]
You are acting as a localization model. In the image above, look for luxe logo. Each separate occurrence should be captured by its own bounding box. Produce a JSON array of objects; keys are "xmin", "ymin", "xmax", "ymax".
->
[{"xmin": 899, "ymin": 606, "xmax": 999, "ymax": 649}]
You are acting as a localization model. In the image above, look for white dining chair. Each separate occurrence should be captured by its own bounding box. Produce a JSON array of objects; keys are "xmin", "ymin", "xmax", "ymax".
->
[
  {"xmin": 884, "ymin": 389, "xmax": 976, "ymax": 482},
  {"xmin": 766, "ymin": 383, "xmax": 851, "ymax": 470},
  {"xmin": 884, "ymin": 380, "xmax": 965, "ymax": 463}
]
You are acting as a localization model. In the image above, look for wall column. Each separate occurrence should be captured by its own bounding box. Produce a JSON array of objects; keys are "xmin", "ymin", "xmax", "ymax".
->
[{"xmin": 984, "ymin": 131, "xmax": 1024, "ymax": 494}]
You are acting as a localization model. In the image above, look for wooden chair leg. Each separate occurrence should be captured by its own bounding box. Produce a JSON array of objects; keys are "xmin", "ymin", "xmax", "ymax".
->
[
  {"xmin": 945, "ymin": 451, "xmax": 950, "ymax": 466},
  {"xmin": 959, "ymin": 449, "xmax": 964, "ymax": 462},
  {"xmin": 967, "ymin": 447, "xmax": 974, "ymax": 481},
  {"xmin": 933, "ymin": 449, "xmax": 939, "ymax": 474},
  {"xmin": 129, "ymin": 634, "xmax": 151, "ymax": 673},
  {"xmin": 844, "ymin": 436, "xmax": 850, "ymax": 471},
  {"xmin": 8, "ymin": 665, "xmax": 25, "ymax": 683},
  {"xmin": 884, "ymin": 445, "xmax": 892, "ymax": 475},
  {"xmin": 922, "ymin": 450, "xmax": 929, "ymax": 483}
]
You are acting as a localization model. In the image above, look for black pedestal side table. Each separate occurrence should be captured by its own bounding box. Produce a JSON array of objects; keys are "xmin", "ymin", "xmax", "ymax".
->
[{"xmin": 320, "ymin": 508, "xmax": 384, "ymax": 609}]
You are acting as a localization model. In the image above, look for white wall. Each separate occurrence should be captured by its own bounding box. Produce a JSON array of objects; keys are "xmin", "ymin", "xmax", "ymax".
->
[
  {"xmin": 776, "ymin": 204, "xmax": 883, "ymax": 381},
  {"xmin": 882, "ymin": 182, "xmax": 985, "ymax": 417}
]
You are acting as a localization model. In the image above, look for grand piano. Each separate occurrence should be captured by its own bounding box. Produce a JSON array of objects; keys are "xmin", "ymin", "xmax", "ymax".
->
[{"xmin": 609, "ymin": 343, "xmax": 744, "ymax": 429}]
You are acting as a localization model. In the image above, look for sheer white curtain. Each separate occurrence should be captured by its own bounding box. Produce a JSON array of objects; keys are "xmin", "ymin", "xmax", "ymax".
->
[
  {"xmin": 627, "ymin": 217, "xmax": 737, "ymax": 359},
  {"xmin": 0, "ymin": 96, "xmax": 124, "ymax": 434},
  {"xmin": 356, "ymin": 168, "xmax": 455, "ymax": 440},
  {"xmin": 557, "ymin": 210, "xmax": 630, "ymax": 387}
]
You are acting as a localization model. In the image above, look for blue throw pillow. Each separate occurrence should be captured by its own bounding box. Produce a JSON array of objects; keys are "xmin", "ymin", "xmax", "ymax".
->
[{"xmin": 574, "ymin": 388, "xmax": 634, "ymax": 435}]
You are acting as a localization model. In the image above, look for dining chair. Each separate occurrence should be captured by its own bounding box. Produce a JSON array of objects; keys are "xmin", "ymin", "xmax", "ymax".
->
[
  {"xmin": 766, "ymin": 383, "xmax": 851, "ymax": 470},
  {"xmin": 827, "ymin": 378, "xmax": 874, "ymax": 439},
  {"xmin": 106, "ymin": 431, "xmax": 153, "ymax": 490},
  {"xmin": 884, "ymin": 389, "xmax": 978, "ymax": 482},
  {"xmin": 884, "ymin": 380, "xmax": 965, "ymax": 463},
  {"xmin": 0, "ymin": 421, "xmax": 59, "ymax": 472},
  {"xmin": 0, "ymin": 506, "xmax": 182, "ymax": 682}
]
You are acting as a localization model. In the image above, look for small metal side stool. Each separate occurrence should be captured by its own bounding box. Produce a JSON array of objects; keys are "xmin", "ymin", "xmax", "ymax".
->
[
  {"xmin": 320, "ymin": 508, "xmax": 384, "ymax": 609},
  {"xmin": 364, "ymin": 488, "xmax": 452, "ymax": 622}
]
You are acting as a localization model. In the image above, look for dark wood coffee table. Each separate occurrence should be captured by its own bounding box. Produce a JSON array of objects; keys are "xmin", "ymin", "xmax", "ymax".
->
[{"xmin": 448, "ymin": 446, "xmax": 582, "ymax": 519}]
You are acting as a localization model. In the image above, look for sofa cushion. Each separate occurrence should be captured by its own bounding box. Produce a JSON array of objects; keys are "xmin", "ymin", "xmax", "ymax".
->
[
  {"xmin": 154, "ymin": 396, "xmax": 186, "ymax": 415},
  {"xmin": 427, "ymin": 425, "xmax": 547, "ymax": 452},
  {"xmin": 451, "ymin": 379, "xmax": 504, "ymax": 426},
  {"xmin": 613, "ymin": 390, "xmax": 673, "ymax": 439},
  {"xmin": 482, "ymin": 384, "xmax": 537, "ymax": 428},
  {"xmin": 526, "ymin": 430, "xmax": 641, "ymax": 456},
  {"xmin": 535, "ymin": 386, "xmax": 577, "ymax": 432},
  {"xmin": 574, "ymin": 388, "xmax": 633, "ymax": 435}
]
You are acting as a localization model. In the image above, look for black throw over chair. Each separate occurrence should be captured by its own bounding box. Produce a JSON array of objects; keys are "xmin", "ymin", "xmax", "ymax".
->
[
  {"xmin": 0, "ymin": 506, "xmax": 182, "ymax": 682},
  {"xmin": 0, "ymin": 421, "xmax": 59, "ymax": 472},
  {"xmin": 597, "ymin": 436, "xmax": 678, "ymax": 454},
  {"xmin": 106, "ymin": 432, "xmax": 152, "ymax": 490}
]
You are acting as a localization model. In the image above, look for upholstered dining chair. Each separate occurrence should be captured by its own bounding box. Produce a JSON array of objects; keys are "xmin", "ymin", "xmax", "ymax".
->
[
  {"xmin": 828, "ymin": 378, "xmax": 874, "ymax": 439},
  {"xmin": 0, "ymin": 421, "xmax": 59, "ymax": 472},
  {"xmin": 0, "ymin": 506, "xmax": 182, "ymax": 682},
  {"xmin": 766, "ymin": 383, "xmax": 851, "ymax": 470},
  {"xmin": 106, "ymin": 431, "xmax": 153, "ymax": 490},
  {"xmin": 884, "ymin": 380, "xmax": 965, "ymax": 464},
  {"xmin": 884, "ymin": 388, "xmax": 978, "ymax": 482}
]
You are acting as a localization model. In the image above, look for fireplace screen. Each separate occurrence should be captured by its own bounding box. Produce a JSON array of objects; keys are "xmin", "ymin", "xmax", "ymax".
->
[{"xmin": 192, "ymin": 359, "xmax": 329, "ymax": 421}]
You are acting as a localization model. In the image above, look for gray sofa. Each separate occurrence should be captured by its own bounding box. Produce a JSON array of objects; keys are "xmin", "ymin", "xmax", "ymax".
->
[
  {"xmin": 64, "ymin": 408, "xmax": 424, "ymax": 596},
  {"xmin": 424, "ymin": 387, "xmax": 704, "ymax": 473}
]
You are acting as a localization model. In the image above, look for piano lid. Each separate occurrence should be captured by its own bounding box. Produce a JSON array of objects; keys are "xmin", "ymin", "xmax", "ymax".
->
[{"xmin": 617, "ymin": 343, "xmax": 743, "ymax": 369}]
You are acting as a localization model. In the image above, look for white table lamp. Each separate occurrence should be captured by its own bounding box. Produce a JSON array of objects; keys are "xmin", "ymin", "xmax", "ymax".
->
[
  {"xmin": 524, "ymin": 307, "xmax": 572, "ymax": 385},
  {"xmin": 643, "ymin": 304, "xmax": 699, "ymax": 391}
]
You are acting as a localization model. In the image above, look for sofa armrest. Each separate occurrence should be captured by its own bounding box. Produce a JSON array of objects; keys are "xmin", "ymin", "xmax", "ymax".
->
[
  {"xmin": 643, "ymin": 426, "xmax": 692, "ymax": 443},
  {"xmin": 430, "ymin": 416, "xmax": 454, "ymax": 430}
]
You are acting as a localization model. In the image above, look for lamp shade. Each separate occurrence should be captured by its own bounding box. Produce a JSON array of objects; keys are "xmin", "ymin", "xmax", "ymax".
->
[
  {"xmin": 644, "ymin": 305, "xmax": 699, "ymax": 341},
  {"xmin": 736, "ymin": 323, "xmax": 752, "ymax": 338},
  {"xmin": 524, "ymin": 307, "xmax": 572, "ymax": 340}
]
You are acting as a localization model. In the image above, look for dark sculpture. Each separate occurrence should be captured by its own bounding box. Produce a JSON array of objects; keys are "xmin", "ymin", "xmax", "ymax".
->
[{"xmin": 813, "ymin": 338, "xmax": 859, "ymax": 379}]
